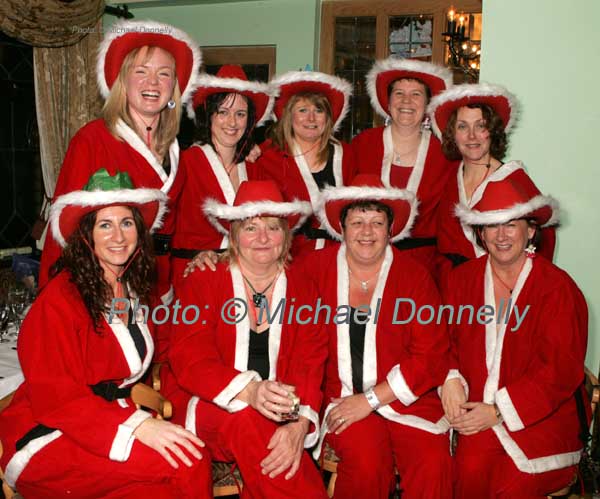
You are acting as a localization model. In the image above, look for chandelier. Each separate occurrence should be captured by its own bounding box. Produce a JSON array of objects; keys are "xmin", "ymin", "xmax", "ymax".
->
[{"xmin": 443, "ymin": 9, "xmax": 481, "ymax": 81}]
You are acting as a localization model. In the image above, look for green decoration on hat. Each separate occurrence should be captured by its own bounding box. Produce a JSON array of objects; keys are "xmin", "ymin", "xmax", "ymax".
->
[{"xmin": 83, "ymin": 168, "xmax": 134, "ymax": 192}]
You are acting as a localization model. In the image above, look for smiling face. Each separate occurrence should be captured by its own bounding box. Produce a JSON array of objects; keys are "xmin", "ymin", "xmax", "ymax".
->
[
  {"xmin": 454, "ymin": 106, "xmax": 492, "ymax": 164},
  {"xmin": 125, "ymin": 46, "xmax": 176, "ymax": 120},
  {"xmin": 291, "ymin": 97, "xmax": 328, "ymax": 144},
  {"xmin": 235, "ymin": 216, "xmax": 286, "ymax": 270},
  {"xmin": 210, "ymin": 93, "xmax": 249, "ymax": 151},
  {"xmin": 388, "ymin": 79, "xmax": 427, "ymax": 129},
  {"xmin": 481, "ymin": 219, "xmax": 535, "ymax": 269},
  {"xmin": 342, "ymin": 208, "xmax": 390, "ymax": 266},
  {"xmin": 92, "ymin": 206, "xmax": 138, "ymax": 277}
]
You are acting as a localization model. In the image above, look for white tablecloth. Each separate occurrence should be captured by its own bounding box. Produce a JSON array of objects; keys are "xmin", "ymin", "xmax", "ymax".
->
[{"xmin": 0, "ymin": 339, "xmax": 23, "ymax": 399}]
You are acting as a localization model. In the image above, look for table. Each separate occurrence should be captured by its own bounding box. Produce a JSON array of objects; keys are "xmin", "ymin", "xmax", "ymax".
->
[{"xmin": 0, "ymin": 338, "xmax": 23, "ymax": 399}]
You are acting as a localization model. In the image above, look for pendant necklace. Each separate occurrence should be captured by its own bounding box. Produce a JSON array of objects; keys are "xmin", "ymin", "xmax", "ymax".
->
[
  {"xmin": 242, "ymin": 272, "xmax": 279, "ymax": 310},
  {"xmin": 130, "ymin": 107, "xmax": 159, "ymax": 149},
  {"xmin": 348, "ymin": 267, "xmax": 380, "ymax": 294}
]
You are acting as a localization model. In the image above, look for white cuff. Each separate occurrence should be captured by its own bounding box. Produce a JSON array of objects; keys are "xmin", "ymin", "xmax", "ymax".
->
[
  {"xmin": 109, "ymin": 409, "xmax": 152, "ymax": 462},
  {"xmin": 438, "ymin": 369, "xmax": 470, "ymax": 399},
  {"xmin": 495, "ymin": 387, "xmax": 525, "ymax": 431},
  {"xmin": 298, "ymin": 404, "xmax": 320, "ymax": 448},
  {"xmin": 213, "ymin": 370, "xmax": 261, "ymax": 413},
  {"xmin": 386, "ymin": 365, "xmax": 418, "ymax": 406}
]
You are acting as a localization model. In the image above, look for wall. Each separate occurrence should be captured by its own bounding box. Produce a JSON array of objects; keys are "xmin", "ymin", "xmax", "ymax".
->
[
  {"xmin": 105, "ymin": 0, "xmax": 319, "ymax": 73},
  {"xmin": 481, "ymin": 0, "xmax": 600, "ymax": 369}
]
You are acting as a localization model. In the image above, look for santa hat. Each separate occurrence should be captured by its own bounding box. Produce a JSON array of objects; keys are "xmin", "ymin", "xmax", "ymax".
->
[
  {"xmin": 427, "ymin": 83, "xmax": 518, "ymax": 139},
  {"xmin": 97, "ymin": 19, "xmax": 202, "ymax": 104},
  {"xmin": 187, "ymin": 65, "xmax": 274, "ymax": 125},
  {"xmin": 270, "ymin": 71, "xmax": 352, "ymax": 131},
  {"xmin": 455, "ymin": 169, "xmax": 559, "ymax": 228},
  {"xmin": 367, "ymin": 57, "xmax": 453, "ymax": 119},
  {"xmin": 316, "ymin": 174, "xmax": 418, "ymax": 243},
  {"xmin": 203, "ymin": 180, "xmax": 312, "ymax": 234}
]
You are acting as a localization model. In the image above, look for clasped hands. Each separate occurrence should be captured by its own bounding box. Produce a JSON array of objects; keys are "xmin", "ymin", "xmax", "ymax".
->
[{"xmin": 441, "ymin": 378, "xmax": 501, "ymax": 435}]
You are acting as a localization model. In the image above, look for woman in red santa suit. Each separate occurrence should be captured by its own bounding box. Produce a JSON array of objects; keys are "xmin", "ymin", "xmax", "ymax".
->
[
  {"xmin": 352, "ymin": 58, "xmax": 457, "ymax": 276},
  {"xmin": 165, "ymin": 180, "xmax": 328, "ymax": 498},
  {"xmin": 256, "ymin": 71, "xmax": 356, "ymax": 257},
  {"xmin": 440, "ymin": 172, "xmax": 586, "ymax": 498},
  {"xmin": 170, "ymin": 64, "xmax": 273, "ymax": 281},
  {"xmin": 428, "ymin": 83, "xmax": 556, "ymax": 286},
  {"xmin": 39, "ymin": 19, "xmax": 201, "ymax": 305},
  {"xmin": 0, "ymin": 169, "xmax": 212, "ymax": 498},
  {"xmin": 305, "ymin": 174, "xmax": 452, "ymax": 499}
]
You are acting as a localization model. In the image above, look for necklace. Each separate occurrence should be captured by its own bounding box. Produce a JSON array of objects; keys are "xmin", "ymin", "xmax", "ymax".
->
[
  {"xmin": 490, "ymin": 261, "xmax": 524, "ymax": 295},
  {"xmin": 292, "ymin": 140, "xmax": 320, "ymax": 158},
  {"xmin": 242, "ymin": 272, "xmax": 279, "ymax": 309},
  {"xmin": 348, "ymin": 267, "xmax": 380, "ymax": 294},
  {"xmin": 393, "ymin": 143, "xmax": 420, "ymax": 164},
  {"xmin": 130, "ymin": 107, "xmax": 159, "ymax": 149}
]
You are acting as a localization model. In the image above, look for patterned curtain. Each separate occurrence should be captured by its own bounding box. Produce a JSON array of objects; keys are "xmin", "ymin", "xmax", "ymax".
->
[{"xmin": 0, "ymin": 0, "xmax": 105, "ymax": 243}]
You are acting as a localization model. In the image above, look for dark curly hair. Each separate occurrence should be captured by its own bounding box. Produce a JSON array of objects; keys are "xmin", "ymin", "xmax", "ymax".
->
[
  {"xmin": 193, "ymin": 92, "xmax": 257, "ymax": 163},
  {"xmin": 50, "ymin": 206, "xmax": 156, "ymax": 329},
  {"xmin": 441, "ymin": 103, "xmax": 508, "ymax": 161}
]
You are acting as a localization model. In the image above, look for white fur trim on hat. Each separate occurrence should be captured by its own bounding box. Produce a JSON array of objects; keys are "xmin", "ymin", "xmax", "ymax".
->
[
  {"xmin": 50, "ymin": 188, "xmax": 169, "ymax": 247},
  {"xmin": 271, "ymin": 71, "xmax": 353, "ymax": 131},
  {"xmin": 186, "ymin": 73, "xmax": 275, "ymax": 125},
  {"xmin": 203, "ymin": 198, "xmax": 312, "ymax": 235},
  {"xmin": 96, "ymin": 19, "xmax": 202, "ymax": 105},
  {"xmin": 366, "ymin": 58, "xmax": 453, "ymax": 119},
  {"xmin": 454, "ymin": 194, "xmax": 560, "ymax": 228},
  {"xmin": 316, "ymin": 185, "xmax": 419, "ymax": 243},
  {"xmin": 427, "ymin": 83, "xmax": 519, "ymax": 139}
]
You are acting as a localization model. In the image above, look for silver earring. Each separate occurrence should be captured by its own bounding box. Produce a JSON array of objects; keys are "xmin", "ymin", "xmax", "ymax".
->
[
  {"xmin": 421, "ymin": 116, "xmax": 431, "ymax": 130},
  {"xmin": 524, "ymin": 240, "xmax": 537, "ymax": 259},
  {"xmin": 167, "ymin": 99, "xmax": 176, "ymax": 109}
]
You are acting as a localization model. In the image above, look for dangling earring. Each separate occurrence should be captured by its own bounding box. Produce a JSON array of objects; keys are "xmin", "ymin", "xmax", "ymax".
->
[
  {"xmin": 384, "ymin": 116, "xmax": 391, "ymax": 127},
  {"xmin": 167, "ymin": 99, "xmax": 176, "ymax": 110},
  {"xmin": 524, "ymin": 239, "xmax": 537, "ymax": 258},
  {"xmin": 421, "ymin": 116, "xmax": 431, "ymax": 131}
]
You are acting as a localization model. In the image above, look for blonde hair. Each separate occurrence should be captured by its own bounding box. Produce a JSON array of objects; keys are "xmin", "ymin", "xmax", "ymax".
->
[
  {"xmin": 270, "ymin": 92, "xmax": 336, "ymax": 164},
  {"xmin": 221, "ymin": 216, "xmax": 292, "ymax": 268},
  {"xmin": 102, "ymin": 46, "xmax": 182, "ymax": 159}
]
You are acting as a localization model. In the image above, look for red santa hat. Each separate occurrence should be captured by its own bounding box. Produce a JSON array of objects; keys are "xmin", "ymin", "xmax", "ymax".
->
[
  {"xmin": 270, "ymin": 71, "xmax": 352, "ymax": 131},
  {"xmin": 187, "ymin": 65, "xmax": 274, "ymax": 125},
  {"xmin": 427, "ymin": 83, "xmax": 518, "ymax": 139},
  {"xmin": 366, "ymin": 57, "xmax": 453, "ymax": 119},
  {"xmin": 50, "ymin": 168, "xmax": 168, "ymax": 247},
  {"xmin": 316, "ymin": 174, "xmax": 418, "ymax": 243},
  {"xmin": 96, "ymin": 19, "xmax": 202, "ymax": 104},
  {"xmin": 455, "ymin": 169, "xmax": 559, "ymax": 227},
  {"xmin": 203, "ymin": 180, "xmax": 312, "ymax": 234}
]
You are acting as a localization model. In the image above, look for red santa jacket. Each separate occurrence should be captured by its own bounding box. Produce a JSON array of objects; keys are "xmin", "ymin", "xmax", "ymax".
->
[
  {"xmin": 170, "ymin": 144, "xmax": 260, "ymax": 282},
  {"xmin": 352, "ymin": 127, "xmax": 458, "ymax": 239},
  {"xmin": 255, "ymin": 139, "xmax": 356, "ymax": 257},
  {"xmin": 168, "ymin": 261, "xmax": 328, "ymax": 447},
  {"xmin": 436, "ymin": 161, "xmax": 556, "ymax": 285},
  {"xmin": 39, "ymin": 119, "xmax": 185, "ymax": 303},
  {"xmin": 444, "ymin": 255, "xmax": 588, "ymax": 473},
  {"xmin": 0, "ymin": 271, "xmax": 155, "ymax": 488},
  {"xmin": 300, "ymin": 244, "xmax": 450, "ymax": 456}
]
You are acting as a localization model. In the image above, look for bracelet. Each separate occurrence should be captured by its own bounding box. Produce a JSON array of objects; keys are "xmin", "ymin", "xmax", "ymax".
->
[
  {"xmin": 364, "ymin": 387, "xmax": 381, "ymax": 411},
  {"xmin": 494, "ymin": 403, "xmax": 503, "ymax": 425}
]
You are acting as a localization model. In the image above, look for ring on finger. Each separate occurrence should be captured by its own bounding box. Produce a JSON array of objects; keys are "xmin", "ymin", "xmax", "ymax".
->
[{"xmin": 337, "ymin": 417, "xmax": 345, "ymax": 425}]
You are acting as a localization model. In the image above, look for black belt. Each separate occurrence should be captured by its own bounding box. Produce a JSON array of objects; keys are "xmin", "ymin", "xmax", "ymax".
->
[
  {"xmin": 443, "ymin": 252, "xmax": 470, "ymax": 268},
  {"xmin": 171, "ymin": 248, "xmax": 226, "ymax": 259},
  {"xmin": 299, "ymin": 226, "xmax": 334, "ymax": 241},
  {"xmin": 16, "ymin": 381, "xmax": 132, "ymax": 451},
  {"xmin": 153, "ymin": 233, "xmax": 172, "ymax": 256},
  {"xmin": 393, "ymin": 237, "xmax": 436, "ymax": 250}
]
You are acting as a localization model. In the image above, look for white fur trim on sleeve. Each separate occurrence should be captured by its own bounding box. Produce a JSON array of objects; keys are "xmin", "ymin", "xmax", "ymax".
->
[
  {"xmin": 495, "ymin": 387, "xmax": 525, "ymax": 432},
  {"xmin": 367, "ymin": 58, "xmax": 453, "ymax": 119},
  {"xmin": 386, "ymin": 365, "xmax": 418, "ymax": 406},
  {"xmin": 212, "ymin": 370, "xmax": 261, "ymax": 413},
  {"xmin": 110, "ymin": 409, "xmax": 152, "ymax": 462},
  {"xmin": 299, "ymin": 405, "xmax": 320, "ymax": 448},
  {"xmin": 438, "ymin": 369, "xmax": 470, "ymax": 399}
]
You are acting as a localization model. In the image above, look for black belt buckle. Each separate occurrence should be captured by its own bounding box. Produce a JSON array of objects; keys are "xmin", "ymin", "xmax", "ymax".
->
[{"xmin": 153, "ymin": 233, "xmax": 172, "ymax": 256}]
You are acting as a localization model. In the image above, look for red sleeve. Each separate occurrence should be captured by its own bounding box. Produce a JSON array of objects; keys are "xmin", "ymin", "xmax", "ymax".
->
[{"xmin": 19, "ymin": 288, "xmax": 149, "ymax": 461}]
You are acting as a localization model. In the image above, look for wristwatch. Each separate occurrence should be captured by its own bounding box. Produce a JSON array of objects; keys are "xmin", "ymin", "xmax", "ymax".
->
[
  {"xmin": 364, "ymin": 387, "xmax": 381, "ymax": 411},
  {"xmin": 494, "ymin": 403, "xmax": 503, "ymax": 424}
]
